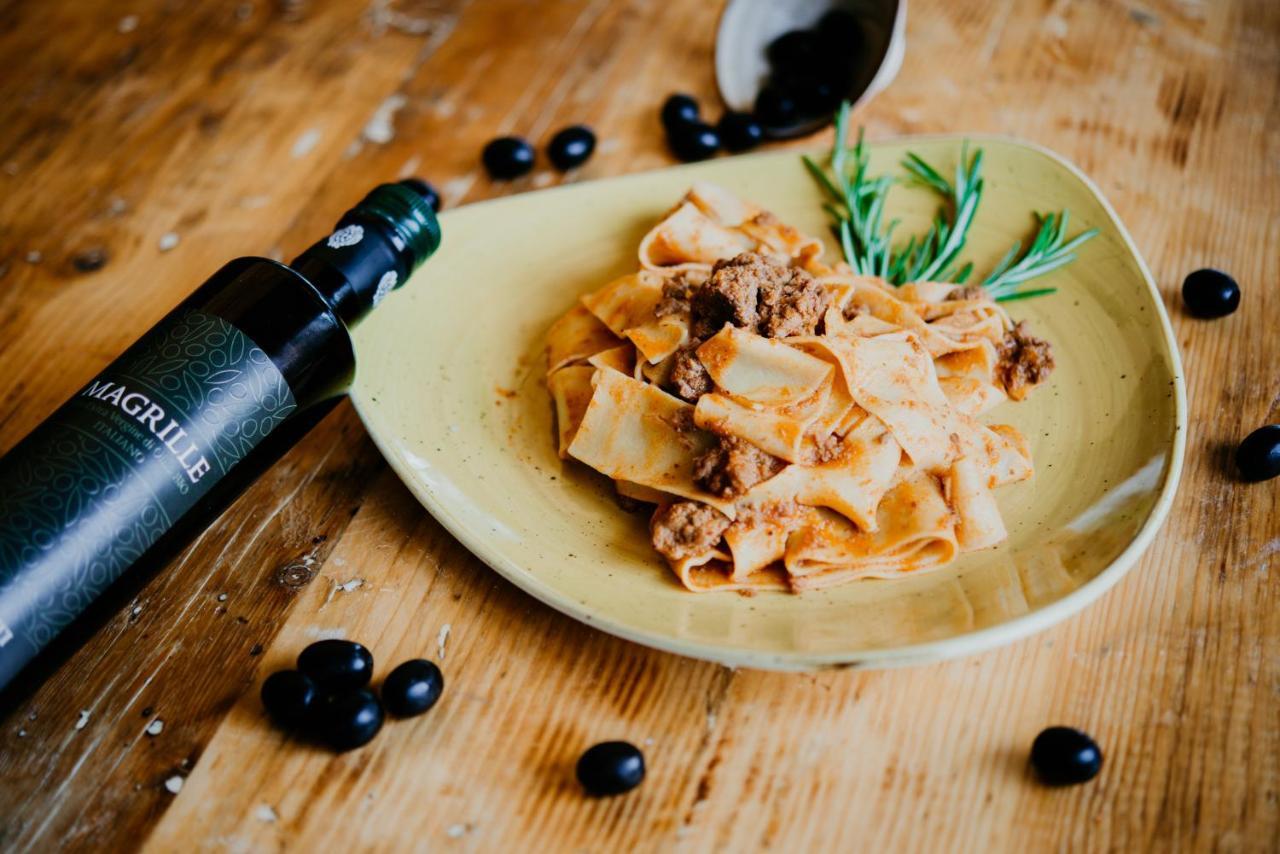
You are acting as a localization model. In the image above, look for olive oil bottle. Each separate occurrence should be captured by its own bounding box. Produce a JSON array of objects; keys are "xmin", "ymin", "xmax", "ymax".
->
[{"xmin": 0, "ymin": 181, "xmax": 440, "ymax": 690}]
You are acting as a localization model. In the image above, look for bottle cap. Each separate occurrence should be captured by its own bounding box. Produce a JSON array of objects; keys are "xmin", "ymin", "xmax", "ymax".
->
[
  {"xmin": 291, "ymin": 181, "xmax": 443, "ymax": 326},
  {"xmin": 351, "ymin": 182, "xmax": 442, "ymax": 273}
]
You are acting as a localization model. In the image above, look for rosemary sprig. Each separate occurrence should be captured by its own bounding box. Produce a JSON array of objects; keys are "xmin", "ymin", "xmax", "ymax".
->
[
  {"xmin": 803, "ymin": 104, "xmax": 898, "ymax": 279},
  {"xmin": 804, "ymin": 103, "xmax": 1097, "ymax": 302},
  {"xmin": 898, "ymin": 144, "xmax": 983, "ymax": 282},
  {"xmin": 981, "ymin": 211, "xmax": 1099, "ymax": 300}
]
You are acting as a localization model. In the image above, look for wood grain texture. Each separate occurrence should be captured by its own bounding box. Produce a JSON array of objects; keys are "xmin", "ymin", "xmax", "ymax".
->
[{"xmin": 0, "ymin": 0, "xmax": 1276, "ymax": 850}]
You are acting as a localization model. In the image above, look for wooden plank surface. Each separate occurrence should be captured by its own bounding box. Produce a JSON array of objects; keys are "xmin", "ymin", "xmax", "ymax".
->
[{"xmin": 1, "ymin": 0, "xmax": 1277, "ymax": 849}]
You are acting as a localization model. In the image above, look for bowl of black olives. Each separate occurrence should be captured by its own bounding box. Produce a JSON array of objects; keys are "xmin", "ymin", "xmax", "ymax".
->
[{"xmin": 714, "ymin": 0, "xmax": 906, "ymax": 138}]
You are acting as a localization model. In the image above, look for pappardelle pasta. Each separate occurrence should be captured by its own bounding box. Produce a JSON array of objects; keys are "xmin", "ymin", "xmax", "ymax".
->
[{"xmin": 545, "ymin": 182, "xmax": 1054, "ymax": 593}]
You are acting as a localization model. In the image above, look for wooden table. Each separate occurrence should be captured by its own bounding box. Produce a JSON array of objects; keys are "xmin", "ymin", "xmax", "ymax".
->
[{"xmin": 1, "ymin": 0, "xmax": 1276, "ymax": 849}]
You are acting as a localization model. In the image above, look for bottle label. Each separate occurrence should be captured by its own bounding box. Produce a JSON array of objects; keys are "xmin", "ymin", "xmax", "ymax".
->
[{"xmin": 0, "ymin": 311, "xmax": 296, "ymax": 676}]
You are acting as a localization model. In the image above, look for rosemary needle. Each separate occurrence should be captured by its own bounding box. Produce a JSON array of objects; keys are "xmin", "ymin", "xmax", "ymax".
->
[{"xmin": 996, "ymin": 287, "xmax": 1058, "ymax": 303}]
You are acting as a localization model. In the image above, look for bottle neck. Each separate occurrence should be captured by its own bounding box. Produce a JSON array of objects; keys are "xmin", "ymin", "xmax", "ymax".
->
[
  {"xmin": 290, "ymin": 217, "xmax": 409, "ymax": 327},
  {"xmin": 289, "ymin": 182, "xmax": 441, "ymax": 328}
]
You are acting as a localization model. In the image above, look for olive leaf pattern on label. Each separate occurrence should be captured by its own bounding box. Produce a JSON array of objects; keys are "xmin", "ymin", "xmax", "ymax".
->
[
  {"xmin": 0, "ymin": 311, "xmax": 296, "ymax": 666},
  {"xmin": 120, "ymin": 312, "xmax": 296, "ymax": 475},
  {"xmin": 0, "ymin": 426, "xmax": 167, "ymax": 648}
]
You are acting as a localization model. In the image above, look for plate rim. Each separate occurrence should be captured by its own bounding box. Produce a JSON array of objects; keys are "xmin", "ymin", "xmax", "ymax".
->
[{"xmin": 352, "ymin": 134, "xmax": 1188, "ymax": 671}]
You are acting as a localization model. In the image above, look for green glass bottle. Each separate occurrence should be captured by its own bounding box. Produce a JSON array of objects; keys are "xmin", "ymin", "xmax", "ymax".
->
[{"xmin": 0, "ymin": 180, "xmax": 440, "ymax": 690}]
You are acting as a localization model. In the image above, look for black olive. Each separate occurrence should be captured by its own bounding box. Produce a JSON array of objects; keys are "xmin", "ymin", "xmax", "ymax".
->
[
  {"xmin": 753, "ymin": 83, "xmax": 803, "ymax": 135},
  {"xmin": 576, "ymin": 741, "xmax": 645, "ymax": 796},
  {"xmin": 547, "ymin": 125, "xmax": 597, "ymax": 171},
  {"xmin": 660, "ymin": 93, "xmax": 701, "ymax": 130},
  {"xmin": 817, "ymin": 10, "xmax": 864, "ymax": 49},
  {"xmin": 297, "ymin": 639, "xmax": 374, "ymax": 693},
  {"xmin": 824, "ymin": 54, "xmax": 860, "ymax": 90},
  {"xmin": 717, "ymin": 111, "xmax": 764, "ymax": 153},
  {"xmin": 260, "ymin": 670, "xmax": 317, "ymax": 728},
  {"xmin": 1030, "ymin": 727, "xmax": 1103, "ymax": 785},
  {"xmin": 766, "ymin": 29, "xmax": 823, "ymax": 74},
  {"xmin": 772, "ymin": 70, "xmax": 844, "ymax": 119},
  {"xmin": 1181, "ymin": 268, "xmax": 1240, "ymax": 318},
  {"xmin": 667, "ymin": 121, "xmax": 721, "ymax": 162},
  {"xmin": 312, "ymin": 688, "xmax": 385, "ymax": 752},
  {"xmin": 805, "ymin": 77, "xmax": 845, "ymax": 118},
  {"xmin": 399, "ymin": 177, "xmax": 441, "ymax": 213},
  {"xmin": 381, "ymin": 659, "xmax": 444, "ymax": 717},
  {"xmin": 482, "ymin": 136, "xmax": 536, "ymax": 180},
  {"xmin": 1237, "ymin": 425, "xmax": 1280, "ymax": 482}
]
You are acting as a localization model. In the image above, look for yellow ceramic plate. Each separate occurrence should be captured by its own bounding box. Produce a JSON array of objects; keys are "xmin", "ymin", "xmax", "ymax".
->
[{"xmin": 351, "ymin": 138, "xmax": 1186, "ymax": 670}]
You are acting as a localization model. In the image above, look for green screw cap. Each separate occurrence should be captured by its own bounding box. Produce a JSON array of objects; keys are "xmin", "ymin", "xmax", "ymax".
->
[{"xmin": 354, "ymin": 182, "xmax": 442, "ymax": 274}]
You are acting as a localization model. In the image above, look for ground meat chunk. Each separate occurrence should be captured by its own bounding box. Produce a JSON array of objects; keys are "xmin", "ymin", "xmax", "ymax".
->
[
  {"xmin": 694, "ymin": 435, "xmax": 785, "ymax": 498},
  {"xmin": 651, "ymin": 501, "xmax": 731, "ymax": 562},
  {"xmin": 690, "ymin": 252, "xmax": 828, "ymax": 340},
  {"xmin": 690, "ymin": 253, "xmax": 772, "ymax": 339},
  {"xmin": 667, "ymin": 342, "xmax": 712, "ymax": 402},
  {"xmin": 756, "ymin": 266, "xmax": 827, "ymax": 337},
  {"xmin": 734, "ymin": 498, "xmax": 800, "ymax": 528},
  {"xmin": 996, "ymin": 321, "xmax": 1055, "ymax": 400},
  {"xmin": 662, "ymin": 406, "xmax": 697, "ymax": 436},
  {"xmin": 810, "ymin": 432, "xmax": 845, "ymax": 464},
  {"xmin": 947, "ymin": 284, "xmax": 988, "ymax": 302},
  {"xmin": 655, "ymin": 276, "xmax": 695, "ymax": 318}
]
